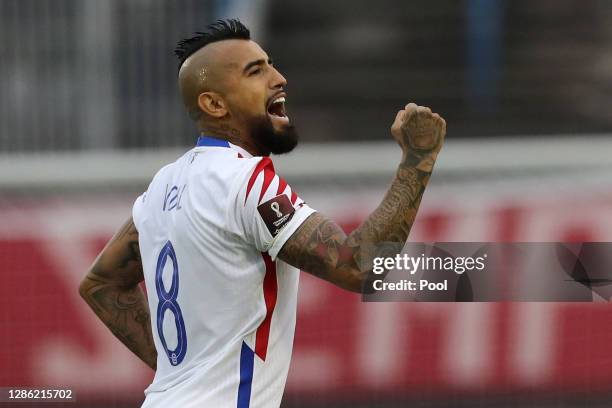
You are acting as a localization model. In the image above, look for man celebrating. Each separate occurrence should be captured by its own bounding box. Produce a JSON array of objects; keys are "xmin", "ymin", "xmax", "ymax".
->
[{"xmin": 79, "ymin": 19, "xmax": 445, "ymax": 408}]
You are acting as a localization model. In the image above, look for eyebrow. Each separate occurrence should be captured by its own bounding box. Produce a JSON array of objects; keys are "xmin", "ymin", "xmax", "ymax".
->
[{"xmin": 243, "ymin": 58, "xmax": 273, "ymax": 74}]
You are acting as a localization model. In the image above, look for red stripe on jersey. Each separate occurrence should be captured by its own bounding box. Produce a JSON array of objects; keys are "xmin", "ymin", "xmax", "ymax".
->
[
  {"xmin": 276, "ymin": 177, "xmax": 288, "ymax": 195},
  {"xmin": 258, "ymin": 166, "xmax": 276, "ymax": 204},
  {"xmin": 255, "ymin": 253, "xmax": 277, "ymax": 361},
  {"xmin": 245, "ymin": 158, "xmax": 274, "ymax": 205},
  {"xmin": 290, "ymin": 190, "xmax": 298, "ymax": 204}
]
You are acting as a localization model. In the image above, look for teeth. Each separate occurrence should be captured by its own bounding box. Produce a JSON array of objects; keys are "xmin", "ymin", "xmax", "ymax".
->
[{"xmin": 273, "ymin": 96, "xmax": 285, "ymax": 104}]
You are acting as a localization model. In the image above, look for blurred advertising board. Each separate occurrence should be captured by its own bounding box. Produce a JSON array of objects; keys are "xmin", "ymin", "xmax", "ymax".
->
[{"xmin": 1, "ymin": 179, "xmax": 612, "ymax": 402}]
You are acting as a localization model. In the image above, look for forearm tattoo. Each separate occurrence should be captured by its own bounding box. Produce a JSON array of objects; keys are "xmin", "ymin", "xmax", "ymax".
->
[
  {"xmin": 280, "ymin": 214, "xmax": 364, "ymax": 291},
  {"xmin": 81, "ymin": 276, "xmax": 156, "ymax": 370}
]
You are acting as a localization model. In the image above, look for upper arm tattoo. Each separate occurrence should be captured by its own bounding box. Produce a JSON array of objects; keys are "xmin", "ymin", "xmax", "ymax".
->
[
  {"xmin": 89, "ymin": 219, "xmax": 143, "ymax": 288},
  {"xmin": 278, "ymin": 213, "xmax": 364, "ymax": 292}
]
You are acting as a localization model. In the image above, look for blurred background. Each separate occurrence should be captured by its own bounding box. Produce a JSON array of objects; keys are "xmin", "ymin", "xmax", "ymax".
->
[{"xmin": 1, "ymin": 0, "xmax": 612, "ymax": 407}]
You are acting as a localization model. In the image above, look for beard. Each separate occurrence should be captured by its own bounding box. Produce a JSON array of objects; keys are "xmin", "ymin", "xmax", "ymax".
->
[{"xmin": 249, "ymin": 115, "xmax": 299, "ymax": 156}]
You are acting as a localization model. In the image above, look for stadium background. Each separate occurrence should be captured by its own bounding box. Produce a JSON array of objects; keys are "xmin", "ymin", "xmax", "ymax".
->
[{"xmin": 1, "ymin": 0, "xmax": 612, "ymax": 407}]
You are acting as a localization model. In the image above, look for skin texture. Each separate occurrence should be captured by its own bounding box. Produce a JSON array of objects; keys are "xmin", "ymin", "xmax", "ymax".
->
[
  {"xmin": 278, "ymin": 103, "xmax": 446, "ymax": 293},
  {"xmin": 178, "ymin": 39, "xmax": 289, "ymax": 156},
  {"xmin": 79, "ymin": 219, "xmax": 157, "ymax": 370}
]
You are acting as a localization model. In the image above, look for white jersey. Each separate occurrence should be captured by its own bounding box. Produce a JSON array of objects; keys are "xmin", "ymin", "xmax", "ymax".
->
[{"xmin": 133, "ymin": 136, "xmax": 316, "ymax": 408}]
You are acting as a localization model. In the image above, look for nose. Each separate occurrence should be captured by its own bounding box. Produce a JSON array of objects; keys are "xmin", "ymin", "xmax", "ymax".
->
[{"xmin": 270, "ymin": 66, "xmax": 287, "ymax": 89}]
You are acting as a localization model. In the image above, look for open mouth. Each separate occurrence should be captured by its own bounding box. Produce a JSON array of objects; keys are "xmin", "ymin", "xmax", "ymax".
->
[{"xmin": 267, "ymin": 95, "xmax": 289, "ymax": 123}]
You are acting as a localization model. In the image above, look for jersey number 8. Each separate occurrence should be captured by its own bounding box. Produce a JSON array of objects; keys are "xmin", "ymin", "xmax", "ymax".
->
[{"xmin": 155, "ymin": 241, "xmax": 187, "ymax": 366}]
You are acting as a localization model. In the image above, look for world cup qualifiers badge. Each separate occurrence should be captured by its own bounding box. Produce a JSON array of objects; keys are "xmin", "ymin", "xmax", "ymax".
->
[{"xmin": 257, "ymin": 195, "xmax": 296, "ymax": 236}]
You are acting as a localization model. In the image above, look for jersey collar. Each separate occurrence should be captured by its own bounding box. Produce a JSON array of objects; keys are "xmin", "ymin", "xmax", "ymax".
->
[
  {"xmin": 196, "ymin": 135, "xmax": 230, "ymax": 148},
  {"xmin": 195, "ymin": 135, "xmax": 253, "ymax": 158}
]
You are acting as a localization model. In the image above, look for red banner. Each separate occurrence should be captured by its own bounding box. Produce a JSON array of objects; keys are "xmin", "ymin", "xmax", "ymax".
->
[{"xmin": 1, "ymin": 189, "xmax": 612, "ymax": 402}]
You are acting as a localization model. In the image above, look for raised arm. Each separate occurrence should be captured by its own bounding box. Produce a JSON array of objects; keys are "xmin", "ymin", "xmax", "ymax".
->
[
  {"xmin": 278, "ymin": 103, "xmax": 445, "ymax": 293},
  {"xmin": 78, "ymin": 218, "xmax": 157, "ymax": 370}
]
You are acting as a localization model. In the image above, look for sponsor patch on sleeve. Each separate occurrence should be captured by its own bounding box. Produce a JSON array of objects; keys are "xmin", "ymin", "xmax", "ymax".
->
[{"xmin": 257, "ymin": 194, "xmax": 296, "ymax": 237}]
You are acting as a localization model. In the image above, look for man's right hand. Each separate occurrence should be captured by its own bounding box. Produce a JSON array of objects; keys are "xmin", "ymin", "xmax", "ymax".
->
[{"xmin": 391, "ymin": 103, "xmax": 446, "ymax": 172}]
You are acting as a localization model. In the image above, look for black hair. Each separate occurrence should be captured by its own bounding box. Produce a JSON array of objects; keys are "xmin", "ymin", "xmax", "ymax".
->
[{"xmin": 174, "ymin": 19, "xmax": 250, "ymax": 69}]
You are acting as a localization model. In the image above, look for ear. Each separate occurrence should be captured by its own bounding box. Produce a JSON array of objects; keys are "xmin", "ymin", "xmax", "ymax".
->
[{"xmin": 197, "ymin": 92, "xmax": 228, "ymax": 118}]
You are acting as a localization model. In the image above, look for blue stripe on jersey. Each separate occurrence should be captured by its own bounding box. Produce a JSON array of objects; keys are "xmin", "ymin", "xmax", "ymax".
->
[
  {"xmin": 196, "ymin": 135, "xmax": 231, "ymax": 148},
  {"xmin": 237, "ymin": 342, "xmax": 255, "ymax": 408}
]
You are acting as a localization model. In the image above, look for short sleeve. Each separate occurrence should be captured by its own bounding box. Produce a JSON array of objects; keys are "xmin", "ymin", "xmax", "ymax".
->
[
  {"xmin": 228, "ymin": 157, "xmax": 316, "ymax": 260},
  {"xmin": 132, "ymin": 191, "xmax": 147, "ymax": 231}
]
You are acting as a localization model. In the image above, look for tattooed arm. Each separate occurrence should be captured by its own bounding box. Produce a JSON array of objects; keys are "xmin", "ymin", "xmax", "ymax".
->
[
  {"xmin": 78, "ymin": 218, "xmax": 157, "ymax": 370},
  {"xmin": 278, "ymin": 103, "xmax": 446, "ymax": 293}
]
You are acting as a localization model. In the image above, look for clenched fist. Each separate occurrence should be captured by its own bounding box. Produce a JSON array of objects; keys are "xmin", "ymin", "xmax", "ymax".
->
[{"xmin": 391, "ymin": 103, "xmax": 446, "ymax": 171}]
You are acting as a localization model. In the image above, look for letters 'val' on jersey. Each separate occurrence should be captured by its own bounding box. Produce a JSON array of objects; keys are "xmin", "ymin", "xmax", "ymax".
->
[{"xmin": 133, "ymin": 136, "xmax": 316, "ymax": 408}]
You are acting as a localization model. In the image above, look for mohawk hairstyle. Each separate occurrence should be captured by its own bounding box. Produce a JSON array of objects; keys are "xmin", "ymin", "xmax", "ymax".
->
[{"xmin": 174, "ymin": 19, "xmax": 250, "ymax": 69}]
